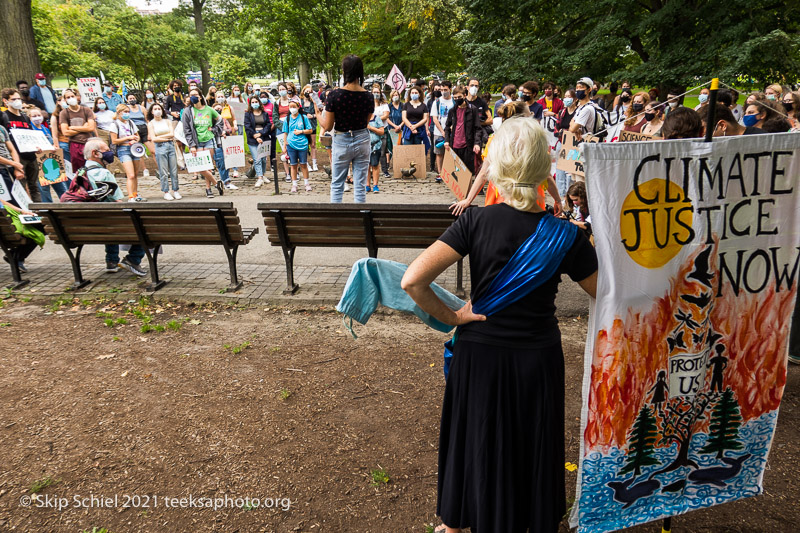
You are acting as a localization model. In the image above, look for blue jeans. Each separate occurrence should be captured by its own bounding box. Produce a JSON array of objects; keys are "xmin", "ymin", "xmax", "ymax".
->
[
  {"xmin": 553, "ymin": 140, "xmax": 573, "ymax": 199},
  {"xmin": 59, "ymin": 141, "xmax": 71, "ymax": 163},
  {"xmin": 105, "ymin": 244, "xmax": 146, "ymax": 266},
  {"xmin": 213, "ymin": 146, "xmax": 230, "ymax": 184},
  {"xmin": 155, "ymin": 142, "xmax": 179, "ymax": 192},
  {"xmin": 38, "ymin": 180, "xmax": 69, "ymax": 202},
  {"xmin": 248, "ymin": 143, "xmax": 266, "ymax": 177},
  {"xmin": 331, "ymin": 129, "xmax": 370, "ymax": 203}
]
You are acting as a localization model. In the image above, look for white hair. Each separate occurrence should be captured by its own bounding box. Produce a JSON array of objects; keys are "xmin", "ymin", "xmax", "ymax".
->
[
  {"xmin": 486, "ymin": 118, "xmax": 551, "ymax": 211},
  {"xmin": 83, "ymin": 137, "xmax": 106, "ymax": 160}
]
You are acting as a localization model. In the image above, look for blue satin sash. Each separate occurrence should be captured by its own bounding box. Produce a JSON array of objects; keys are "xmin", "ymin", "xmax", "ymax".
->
[{"xmin": 443, "ymin": 214, "xmax": 578, "ymax": 378}]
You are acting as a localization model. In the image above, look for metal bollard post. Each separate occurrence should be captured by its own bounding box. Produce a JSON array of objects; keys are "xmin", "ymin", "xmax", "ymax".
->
[{"xmin": 272, "ymin": 156, "xmax": 280, "ymax": 195}]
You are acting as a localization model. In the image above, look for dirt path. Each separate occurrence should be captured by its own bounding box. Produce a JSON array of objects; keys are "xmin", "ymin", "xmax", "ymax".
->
[{"xmin": 0, "ymin": 297, "xmax": 797, "ymax": 532}]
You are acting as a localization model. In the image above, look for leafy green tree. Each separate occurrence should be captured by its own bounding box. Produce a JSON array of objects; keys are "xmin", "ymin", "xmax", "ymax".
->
[
  {"xmin": 700, "ymin": 388, "xmax": 744, "ymax": 460},
  {"xmin": 210, "ymin": 52, "xmax": 251, "ymax": 90},
  {"xmin": 620, "ymin": 405, "xmax": 660, "ymax": 477}
]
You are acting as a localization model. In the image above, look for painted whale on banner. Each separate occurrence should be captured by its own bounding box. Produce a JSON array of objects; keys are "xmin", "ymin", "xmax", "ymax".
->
[
  {"xmin": 607, "ymin": 477, "xmax": 661, "ymax": 509},
  {"xmin": 688, "ymin": 454, "xmax": 752, "ymax": 488}
]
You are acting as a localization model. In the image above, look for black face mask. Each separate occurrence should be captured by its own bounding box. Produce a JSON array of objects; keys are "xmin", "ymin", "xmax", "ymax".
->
[
  {"xmin": 632, "ymin": 103, "xmax": 644, "ymax": 112},
  {"xmin": 433, "ymin": 90, "xmax": 442, "ymax": 98},
  {"xmin": 19, "ymin": 88, "xmax": 29, "ymax": 97},
  {"xmin": 174, "ymin": 86, "xmax": 182, "ymax": 93},
  {"xmin": 575, "ymin": 90, "xmax": 586, "ymax": 100},
  {"xmin": 98, "ymin": 150, "xmax": 115, "ymax": 165},
  {"xmin": 521, "ymin": 94, "xmax": 531, "ymax": 102},
  {"xmin": 453, "ymin": 98, "xmax": 465, "ymax": 107},
  {"xmin": 621, "ymin": 94, "xmax": 631, "ymax": 103},
  {"xmin": 590, "ymin": 89, "xmax": 598, "ymax": 97},
  {"xmin": 644, "ymin": 112, "xmax": 656, "ymax": 122},
  {"xmin": 783, "ymin": 102, "xmax": 794, "ymax": 112}
]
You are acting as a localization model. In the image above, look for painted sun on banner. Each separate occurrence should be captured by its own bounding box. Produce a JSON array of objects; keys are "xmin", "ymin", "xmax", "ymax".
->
[{"xmin": 570, "ymin": 134, "xmax": 800, "ymax": 533}]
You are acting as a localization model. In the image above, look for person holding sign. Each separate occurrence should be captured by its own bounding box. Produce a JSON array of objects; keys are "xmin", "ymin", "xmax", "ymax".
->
[
  {"xmin": 181, "ymin": 88, "xmax": 226, "ymax": 198},
  {"xmin": 1, "ymin": 88, "xmax": 43, "ymax": 202},
  {"xmin": 147, "ymin": 103, "xmax": 181, "ymax": 200},
  {"xmin": 28, "ymin": 107, "xmax": 66, "ymax": 202},
  {"xmin": 282, "ymin": 101, "xmax": 314, "ymax": 193},
  {"xmin": 110, "ymin": 104, "xmax": 145, "ymax": 202},
  {"xmin": 244, "ymin": 94, "xmax": 272, "ymax": 187},
  {"xmin": 402, "ymin": 117, "xmax": 597, "ymax": 533}
]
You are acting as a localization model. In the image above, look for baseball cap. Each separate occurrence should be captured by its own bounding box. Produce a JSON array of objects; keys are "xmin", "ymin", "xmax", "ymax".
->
[
  {"xmin": 577, "ymin": 77, "xmax": 594, "ymax": 89},
  {"xmin": 253, "ymin": 84, "xmax": 261, "ymax": 91},
  {"xmin": 35, "ymin": 73, "xmax": 46, "ymax": 80}
]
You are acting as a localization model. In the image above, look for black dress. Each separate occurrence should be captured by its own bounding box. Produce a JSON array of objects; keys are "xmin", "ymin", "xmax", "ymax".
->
[{"xmin": 437, "ymin": 204, "xmax": 597, "ymax": 532}]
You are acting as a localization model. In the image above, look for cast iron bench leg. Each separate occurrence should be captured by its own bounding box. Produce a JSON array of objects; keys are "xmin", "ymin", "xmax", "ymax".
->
[
  {"xmin": 282, "ymin": 245, "xmax": 298, "ymax": 295},
  {"xmin": 222, "ymin": 244, "xmax": 243, "ymax": 292},
  {"xmin": 66, "ymin": 244, "xmax": 90, "ymax": 290},
  {"xmin": 143, "ymin": 245, "xmax": 166, "ymax": 292}
]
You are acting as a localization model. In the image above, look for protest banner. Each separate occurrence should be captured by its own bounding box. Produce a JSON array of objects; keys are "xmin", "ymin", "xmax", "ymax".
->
[
  {"xmin": 570, "ymin": 134, "xmax": 800, "ymax": 533},
  {"xmin": 254, "ymin": 141, "xmax": 270, "ymax": 161},
  {"xmin": 440, "ymin": 148, "xmax": 473, "ymax": 201},
  {"xmin": 619, "ymin": 130, "xmax": 655, "ymax": 142},
  {"xmin": 222, "ymin": 135, "xmax": 246, "ymax": 168},
  {"xmin": 76, "ymin": 77, "xmax": 102, "ymax": 106},
  {"xmin": 556, "ymin": 131, "xmax": 599, "ymax": 178},
  {"xmin": 36, "ymin": 150, "xmax": 69, "ymax": 186},
  {"xmin": 183, "ymin": 150, "xmax": 214, "ymax": 173},
  {"xmin": 386, "ymin": 64, "xmax": 407, "ymax": 92},
  {"xmin": 229, "ymin": 101, "xmax": 247, "ymax": 124},
  {"xmin": 11, "ymin": 180, "xmax": 32, "ymax": 212},
  {"xmin": 392, "ymin": 144, "xmax": 425, "ymax": 179},
  {"xmin": 541, "ymin": 115, "xmax": 559, "ymax": 150},
  {"xmin": 10, "ymin": 129, "xmax": 52, "ymax": 153}
]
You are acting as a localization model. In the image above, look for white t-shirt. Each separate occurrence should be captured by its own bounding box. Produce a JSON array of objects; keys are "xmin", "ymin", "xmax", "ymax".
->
[
  {"xmin": 431, "ymin": 96, "xmax": 454, "ymax": 138},
  {"xmin": 573, "ymin": 102, "xmax": 597, "ymax": 134},
  {"xmin": 112, "ymin": 119, "xmax": 137, "ymax": 139},
  {"xmin": 95, "ymin": 110, "xmax": 115, "ymax": 132},
  {"xmin": 375, "ymin": 103, "xmax": 389, "ymax": 127}
]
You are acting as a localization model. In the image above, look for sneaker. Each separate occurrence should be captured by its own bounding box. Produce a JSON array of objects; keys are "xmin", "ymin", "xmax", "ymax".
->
[
  {"xmin": 365, "ymin": 185, "xmax": 371, "ymax": 193},
  {"xmin": 143, "ymin": 169, "xmax": 150, "ymax": 178},
  {"xmin": 17, "ymin": 261, "xmax": 27, "ymax": 273},
  {"xmin": 311, "ymin": 161, "xmax": 318, "ymax": 171},
  {"xmin": 305, "ymin": 184, "xmax": 312, "ymax": 192},
  {"xmin": 344, "ymin": 183, "xmax": 351, "ymax": 192},
  {"xmin": 105, "ymin": 262, "xmax": 120, "ymax": 273},
  {"xmin": 215, "ymin": 180, "xmax": 225, "ymax": 196},
  {"xmin": 172, "ymin": 191, "xmax": 182, "ymax": 200},
  {"xmin": 435, "ymin": 176, "xmax": 443, "ymax": 183},
  {"xmin": 128, "ymin": 195, "xmax": 147, "ymax": 202},
  {"xmin": 382, "ymin": 172, "xmax": 390, "ymax": 178},
  {"xmin": 373, "ymin": 185, "xmax": 380, "ymax": 193},
  {"xmin": 119, "ymin": 257, "xmax": 147, "ymax": 277},
  {"xmin": 789, "ymin": 354, "xmax": 800, "ymax": 365},
  {"xmin": 163, "ymin": 192, "xmax": 175, "ymax": 200},
  {"xmin": 285, "ymin": 173, "xmax": 292, "ymax": 182},
  {"xmin": 206, "ymin": 188, "xmax": 214, "ymax": 198},
  {"xmin": 254, "ymin": 178, "xmax": 264, "ymax": 187},
  {"xmin": 290, "ymin": 184, "xmax": 298, "ymax": 194},
  {"xmin": 232, "ymin": 169, "xmax": 239, "ymax": 178},
  {"xmin": 225, "ymin": 182, "xmax": 239, "ymax": 190}
]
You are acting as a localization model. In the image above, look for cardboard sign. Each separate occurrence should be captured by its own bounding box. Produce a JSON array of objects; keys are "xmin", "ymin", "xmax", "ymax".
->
[
  {"xmin": 392, "ymin": 143, "xmax": 426, "ymax": 179},
  {"xmin": 441, "ymin": 148, "xmax": 473, "ymax": 201},
  {"xmin": 10, "ymin": 129, "xmax": 52, "ymax": 153},
  {"xmin": 12, "ymin": 180, "xmax": 32, "ymax": 211},
  {"xmin": 229, "ymin": 101, "xmax": 247, "ymax": 124},
  {"xmin": 619, "ymin": 130, "xmax": 655, "ymax": 142},
  {"xmin": 222, "ymin": 135, "xmax": 245, "ymax": 168},
  {"xmin": 254, "ymin": 141, "xmax": 270, "ymax": 161},
  {"xmin": 555, "ymin": 131, "xmax": 599, "ymax": 177},
  {"xmin": 184, "ymin": 149, "xmax": 214, "ymax": 172},
  {"xmin": 76, "ymin": 77, "xmax": 102, "ymax": 106},
  {"xmin": 37, "ymin": 150, "xmax": 69, "ymax": 186},
  {"xmin": 0, "ymin": 172, "xmax": 12, "ymax": 202}
]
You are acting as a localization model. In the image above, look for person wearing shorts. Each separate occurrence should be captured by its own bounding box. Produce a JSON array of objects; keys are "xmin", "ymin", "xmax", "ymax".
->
[{"xmin": 282, "ymin": 100, "xmax": 313, "ymax": 193}]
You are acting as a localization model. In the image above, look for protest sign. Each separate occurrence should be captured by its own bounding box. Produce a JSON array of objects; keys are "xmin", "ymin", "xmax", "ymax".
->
[
  {"xmin": 0, "ymin": 172, "xmax": 12, "ymax": 202},
  {"xmin": 386, "ymin": 64, "xmax": 407, "ymax": 92},
  {"xmin": 10, "ymin": 129, "xmax": 53, "ymax": 153},
  {"xmin": 76, "ymin": 77, "xmax": 102, "ymax": 106},
  {"xmin": 619, "ymin": 130, "xmax": 655, "ymax": 142},
  {"xmin": 556, "ymin": 131, "xmax": 599, "ymax": 177},
  {"xmin": 37, "ymin": 150, "xmax": 69, "ymax": 186},
  {"xmin": 392, "ymin": 144, "xmax": 425, "ymax": 179},
  {"xmin": 184, "ymin": 150, "xmax": 214, "ymax": 173},
  {"xmin": 12, "ymin": 180, "xmax": 32, "ymax": 212},
  {"xmin": 222, "ymin": 135, "xmax": 246, "ymax": 168},
  {"xmin": 570, "ymin": 134, "xmax": 800, "ymax": 533},
  {"xmin": 173, "ymin": 121, "xmax": 188, "ymax": 145},
  {"xmin": 440, "ymin": 148, "xmax": 472, "ymax": 201},
  {"xmin": 229, "ymin": 101, "xmax": 247, "ymax": 124},
  {"xmin": 254, "ymin": 141, "xmax": 270, "ymax": 161}
]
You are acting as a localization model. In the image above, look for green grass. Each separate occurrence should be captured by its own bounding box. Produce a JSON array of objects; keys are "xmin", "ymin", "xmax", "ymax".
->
[
  {"xmin": 370, "ymin": 467, "xmax": 390, "ymax": 486},
  {"xmin": 166, "ymin": 320, "xmax": 183, "ymax": 331},
  {"xmin": 0, "ymin": 322, "xmax": 10, "ymax": 327},
  {"xmin": 29, "ymin": 477, "xmax": 57, "ymax": 494},
  {"xmin": 224, "ymin": 341, "xmax": 251, "ymax": 355},
  {"xmin": 279, "ymin": 388, "xmax": 291, "ymax": 400},
  {"xmin": 47, "ymin": 295, "xmax": 72, "ymax": 312}
]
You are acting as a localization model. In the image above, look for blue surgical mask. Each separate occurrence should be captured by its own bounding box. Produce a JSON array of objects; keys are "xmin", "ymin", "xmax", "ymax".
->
[
  {"xmin": 410, "ymin": 94, "xmax": 419, "ymax": 101},
  {"xmin": 121, "ymin": 113, "xmax": 130, "ymax": 120},
  {"xmin": 251, "ymin": 102, "xmax": 260, "ymax": 109},
  {"xmin": 260, "ymin": 97, "xmax": 269, "ymax": 104},
  {"xmin": 97, "ymin": 102, "xmax": 107, "ymax": 110},
  {"xmin": 698, "ymin": 93, "xmax": 708, "ymax": 104},
  {"xmin": 279, "ymin": 90, "xmax": 287, "ymax": 97},
  {"xmin": 38, "ymin": 79, "xmax": 46, "ymax": 86},
  {"xmin": 743, "ymin": 114, "xmax": 759, "ymax": 127},
  {"xmin": 563, "ymin": 97, "xmax": 574, "ymax": 107},
  {"xmin": 217, "ymin": 96, "xmax": 226, "ymax": 104},
  {"xmin": 233, "ymin": 90, "xmax": 241, "ymax": 97}
]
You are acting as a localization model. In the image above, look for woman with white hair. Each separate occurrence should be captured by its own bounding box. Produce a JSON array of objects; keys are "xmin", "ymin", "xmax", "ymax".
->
[{"xmin": 402, "ymin": 117, "xmax": 598, "ymax": 533}]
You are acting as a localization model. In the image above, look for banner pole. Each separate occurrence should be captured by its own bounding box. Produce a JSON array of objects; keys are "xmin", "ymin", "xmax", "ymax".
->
[
  {"xmin": 662, "ymin": 516, "xmax": 672, "ymax": 532},
  {"xmin": 704, "ymin": 78, "xmax": 720, "ymax": 142}
]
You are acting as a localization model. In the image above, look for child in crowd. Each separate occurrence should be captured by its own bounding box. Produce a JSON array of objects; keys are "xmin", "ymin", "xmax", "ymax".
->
[
  {"xmin": 281, "ymin": 101, "xmax": 313, "ymax": 193},
  {"xmin": 366, "ymin": 111, "xmax": 385, "ymax": 193}
]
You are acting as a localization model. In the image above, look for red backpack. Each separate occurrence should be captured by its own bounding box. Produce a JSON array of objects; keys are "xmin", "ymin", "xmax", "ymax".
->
[{"xmin": 60, "ymin": 167, "xmax": 97, "ymax": 203}]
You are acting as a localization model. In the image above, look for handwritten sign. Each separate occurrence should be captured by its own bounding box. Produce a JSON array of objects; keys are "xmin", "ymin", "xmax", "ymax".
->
[
  {"xmin": 441, "ymin": 148, "xmax": 472, "ymax": 201},
  {"xmin": 184, "ymin": 149, "xmax": 214, "ymax": 173},
  {"xmin": 37, "ymin": 150, "xmax": 69, "ymax": 186},
  {"xmin": 619, "ymin": 130, "xmax": 655, "ymax": 142},
  {"xmin": 392, "ymin": 144, "xmax": 425, "ymax": 179},
  {"xmin": 555, "ymin": 131, "xmax": 599, "ymax": 177},
  {"xmin": 0, "ymin": 172, "xmax": 12, "ymax": 202},
  {"xmin": 229, "ymin": 101, "xmax": 247, "ymax": 124},
  {"xmin": 222, "ymin": 135, "xmax": 245, "ymax": 168},
  {"xmin": 253, "ymin": 141, "xmax": 270, "ymax": 161},
  {"xmin": 12, "ymin": 180, "xmax": 32, "ymax": 212},
  {"xmin": 10, "ymin": 129, "xmax": 52, "ymax": 153},
  {"xmin": 76, "ymin": 77, "xmax": 102, "ymax": 106}
]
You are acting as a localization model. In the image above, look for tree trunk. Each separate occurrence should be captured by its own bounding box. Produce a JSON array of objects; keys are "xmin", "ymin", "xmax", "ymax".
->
[
  {"xmin": 0, "ymin": 0, "xmax": 42, "ymax": 89},
  {"xmin": 192, "ymin": 0, "xmax": 210, "ymax": 92},
  {"xmin": 298, "ymin": 60, "xmax": 311, "ymax": 89}
]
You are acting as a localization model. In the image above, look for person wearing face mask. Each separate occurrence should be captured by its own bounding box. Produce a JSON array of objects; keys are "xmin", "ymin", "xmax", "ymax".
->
[
  {"xmin": 56, "ymin": 88, "xmax": 96, "ymax": 173},
  {"xmin": 554, "ymin": 88, "xmax": 578, "ymax": 199},
  {"xmin": 0, "ymin": 88, "xmax": 45, "ymax": 202},
  {"xmin": 707, "ymin": 103, "xmax": 762, "ymax": 136},
  {"xmin": 520, "ymin": 81, "xmax": 543, "ymax": 121},
  {"xmin": 143, "ymin": 89, "xmax": 157, "ymax": 112},
  {"xmin": 781, "ymin": 91, "xmax": 800, "ymax": 130},
  {"xmin": 402, "ymin": 86, "xmax": 430, "ymax": 148},
  {"xmin": 443, "ymin": 86, "xmax": 484, "ymax": 176},
  {"xmin": 282, "ymin": 101, "xmax": 314, "ymax": 193},
  {"xmin": 741, "ymin": 101, "xmax": 773, "ymax": 130},
  {"xmin": 641, "ymin": 102, "xmax": 664, "ymax": 137},
  {"xmin": 109, "ymin": 103, "xmax": 146, "ymax": 201},
  {"xmin": 126, "ymin": 93, "xmax": 152, "ymax": 178},
  {"xmin": 302, "ymin": 84, "xmax": 322, "ymax": 172},
  {"xmin": 764, "ymin": 84, "xmax": 783, "ymax": 102},
  {"xmin": 622, "ymin": 92, "xmax": 650, "ymax": 133},
  {"xmin": 245, "ymin": 95, "xmax": 273, "ymax": 187},
  {"xmin": 537, "ymin": 81, "xmax": 563, "ymax": 119},
  {"xmin": 612, "ymin": 80, "xmax": 632, "ymax": 109},
  {"xmin": 276, "ymin": 83, "xmax": 300, "ymax": 182},
  {"xmin": 102, "ymin": 82, "xmax": 124, "ymax": 114},
  {"xmin": 663, "ymin": 88, "xmax": 684, "ymax": 118},
  {"xmin": 258, "ymin": 91, "xmax": 279, "ymax": 175},
  {"xmin": 49, "ymin": 95, "xmax": 73, "ymax": 176},
  {"xmin": 181, "ymin": 88, "xmax": 226, "ymax": 198},
  {"xmin": 147, "ymin": 103, "xmax": 181, "ymax": 200},
  {"xmin": 205, "ymin": 86, "xmax": 218, "ymax": 107},
  {"xmin": 30, "ymin": 73, "xmax": 57, "ymax": 115},
  {"xmin": 371, "ymin": 84, "xmax": 391, "ymax": 179},
  {"xmin": 431, "ymin": 80, "xmax": 455, "ymax": 181},
  {"xmin": 27, "ymin": 106, "xmax": 66, "ymax": 202},
  {"xmin": 211, "ymin": 103, "xmax": 237, "ymax": 190},
  {"xmin": 216, "ymin": 93, "xmax": 241, "ymax": 179},
  {"xmin": 615, "ymin": 87, "xmax": 633, "ymax": 114},
  {"xmin": 694, "ymin": 87, "xmax": 710, "ymax": 112},
  {"xmin": 15, "ymin": 80, "xmax": 48, "ymax": 119},
  {"xmin": 387, "ymin": 89, "xmax": 404, "ymax": 151},
  {"xmin": 569, "ymin": 77, "xmax": 604, "ymax": 142},
  {"xmin": 164, "ymin": 80, "xmax": 187, "ymax": 169},
  {"xmin": 494, "ymin": 84, "xmax": 517, "ymax": 117}
]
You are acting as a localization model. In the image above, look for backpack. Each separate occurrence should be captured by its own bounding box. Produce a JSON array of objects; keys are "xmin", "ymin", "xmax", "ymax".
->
[
  {"xmin": 60, "ymin": 167, "xmax": 97, "ymax": 203},
  {"xmin": 588, "ymin": 103, "xmax": 607, "ymax": 140}
]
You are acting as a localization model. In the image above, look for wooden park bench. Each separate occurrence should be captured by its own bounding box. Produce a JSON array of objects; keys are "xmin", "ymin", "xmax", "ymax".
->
[
  {"xmin": 29, "ymin": 202, "xmax": 258, "ymax": 292},
  {"xmin": 256, "ymin": 202, "xmax": 464, "ymax": 296},
  {"xmin": 0, "ymin": 212, "xmax": 32, "ymax": 289}
]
